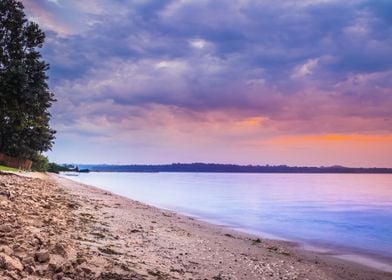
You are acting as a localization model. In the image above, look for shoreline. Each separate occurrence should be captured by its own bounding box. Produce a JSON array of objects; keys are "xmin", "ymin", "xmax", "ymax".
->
[
  {"xmin": 52, "ymin": 174, "xmax": 392, "ymax": 279},
  {"xmin": 151, "ymin": 205, "xmax": 392, "ymax": 273},
  {"xmin": 174, "ymin": 210, "xmax": 392, "ymax": 273},
  {"xmin": 1, "ymin": 171, "xmax": 391, "ymax": 279},
  {"xmin": 61, "ymin": 172, "xmax": 392, "ymax": 273}
]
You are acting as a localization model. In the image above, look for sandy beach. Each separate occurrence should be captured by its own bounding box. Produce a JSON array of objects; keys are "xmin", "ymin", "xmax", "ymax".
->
[{"xmin": 1, "ymin": 172, "xmax": 391, "ymax": 280}]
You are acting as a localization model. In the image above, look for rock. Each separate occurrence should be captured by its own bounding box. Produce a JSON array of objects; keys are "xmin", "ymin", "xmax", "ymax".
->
[
  {"xmin": 0, "ymin": 189, "xmax": 14, "ymax": 199},
  {"xmin": 0, "ymin": 253, "xmax": 24, "ymax": 271},
  {"xmin": 53, "ymin": 272, "xmax": 64, "ymax": 280},
  {"xmin": 0, "ymin": 200, "xmax": 8, "ymax": 206},
  {"xmin": 0, "ymin": 225, "xmax": 12, "ymax": 232},
  {"xmin": 52, "ymin": 243, "xmax": 67, "ymax": 257},
  {"xmin": 62, "ymin": 261, "xmax": 75, "ymax": 274},
  {"xmin": 79, "ymin": 263, "xmax": 93, "ymax": 274},
  {"xmin": 5, "ymin": 270, "xmax": 19, "ymax": 280},
  {"xmin": 33, "ymin": 234, "xmax": 44, "ymax": 245},
  {"xmin": 0, "ymin": 245, "xmax": 13, "ymax": 255},
  {"xmin": 25, "ymin": 264, "xmax": 36, "ymax": 274},
  {"xmin": 36, "ymin": 263, "xmax": 50, "ymax": 276},
  {"xmin": 22, "ymin": 256, "xmax": 34, "ymax": 266},
  {"xmin": 35, "ymin": 251, "xmax": 50, "ymax": 263},
  {"xmin": 48, "ymin": 254, "xmax": 65, "ymax": 272},
  {"xmin": 76, "ymin": 257, "xmax": 87, "ymax": 265}
]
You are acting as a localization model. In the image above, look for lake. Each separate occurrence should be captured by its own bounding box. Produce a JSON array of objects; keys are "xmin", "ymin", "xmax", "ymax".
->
[{"xmin": 64, "ymin": 172, "xmax": 392, "ymax": 264}]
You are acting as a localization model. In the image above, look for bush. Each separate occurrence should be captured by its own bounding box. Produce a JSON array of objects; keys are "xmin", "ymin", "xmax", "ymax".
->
[
  {"xmin": 31, "ymin": 154, "xmax": 49, "ymax": 172},
  {"xmin": 47, "ymin": 163, "xmax": 75, "ymax": 173}
]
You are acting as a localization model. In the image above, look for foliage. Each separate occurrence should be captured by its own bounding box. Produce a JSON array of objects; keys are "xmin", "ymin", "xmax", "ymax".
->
[
  {"xmin": 31, "ymin": 154, "xmax": 77, "ymax": 173},
  {"xmin": 0, "ymin": 0, "xmax": 55, "ymax": 160},
  {"xmin": 31, "ymin": 154, "xmax": 49, "ymax": 172},
  {"xmin": 47, "ymin": 162, "xmax": 76, "ymax": 174}
]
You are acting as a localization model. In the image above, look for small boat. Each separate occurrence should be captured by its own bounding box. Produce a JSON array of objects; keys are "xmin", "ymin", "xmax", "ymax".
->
[{"xmin": 64, "ymin": 173, "xmax": 79, "ymax": 177}]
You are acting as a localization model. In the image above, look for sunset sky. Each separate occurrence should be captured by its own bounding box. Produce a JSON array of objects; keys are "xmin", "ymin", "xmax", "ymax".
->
[{"xmin": 22, "ymin": 0, "xmax": 392, "ymax": 167}]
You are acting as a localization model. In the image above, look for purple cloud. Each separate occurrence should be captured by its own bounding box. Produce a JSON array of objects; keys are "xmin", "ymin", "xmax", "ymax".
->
[{"xmin": 21, "ymin": 0, "xmax": 392, "ymax": 165}]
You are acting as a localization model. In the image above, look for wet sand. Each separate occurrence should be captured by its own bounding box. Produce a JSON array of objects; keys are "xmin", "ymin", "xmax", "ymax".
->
[{"xmin": 1, "ymin": 171, "xmax": 391, "ymax": 279}]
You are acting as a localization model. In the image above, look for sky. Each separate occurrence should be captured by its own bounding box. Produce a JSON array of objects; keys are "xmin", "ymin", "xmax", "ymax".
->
[{"xmin": 22, "ymin": 0, "xmax": 392, "ymax": 167}]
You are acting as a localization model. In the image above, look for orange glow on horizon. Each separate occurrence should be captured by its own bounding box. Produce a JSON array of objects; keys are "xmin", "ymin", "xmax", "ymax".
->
[{"xmin": 272, "ymin": 134, "xmax": 392, "ymax": 144}]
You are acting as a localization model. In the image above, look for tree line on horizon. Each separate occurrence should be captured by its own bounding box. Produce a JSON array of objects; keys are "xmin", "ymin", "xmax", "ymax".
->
[
  {"xmin": 75, "ymin": 163, "xmax": 392, "ymax": 174},
  {"xmin": 0, "ymin": 0, "xmax": 55, "ymax": 170}
]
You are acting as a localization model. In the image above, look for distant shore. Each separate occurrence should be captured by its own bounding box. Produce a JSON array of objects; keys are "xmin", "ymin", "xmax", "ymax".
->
[
  {"xmin": 1, "ymin": 171, "xmax": 391, "ymax": 279},
  {"xmin": 75, "ymin": 163, "xmax": 392, "ymax": 174}
]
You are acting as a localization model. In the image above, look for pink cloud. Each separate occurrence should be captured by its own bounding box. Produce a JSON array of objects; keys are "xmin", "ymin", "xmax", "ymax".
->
[{"xmin": 22, "ymin": 0, "xmax": 72, "ymax": 36}]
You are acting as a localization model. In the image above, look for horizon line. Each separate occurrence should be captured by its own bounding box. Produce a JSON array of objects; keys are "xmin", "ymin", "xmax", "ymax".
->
[{"xmin": 64, "ymin": 162, "xmax": 392, "ymax": 170}]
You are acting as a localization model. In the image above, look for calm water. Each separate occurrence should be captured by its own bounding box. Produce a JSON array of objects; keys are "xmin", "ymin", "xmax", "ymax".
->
[{"xmin": 66, "ymin": 172, "xmax": 392, "ymax": 259}]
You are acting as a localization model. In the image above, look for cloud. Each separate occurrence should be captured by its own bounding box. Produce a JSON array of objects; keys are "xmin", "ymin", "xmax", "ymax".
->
[
  {"xmin": 189, "ymin": 38, "xmax": 209, "ymax": 49},
  {"xmin": 21, "ymin": 0, "xmax": 392, "ymax": 165},
  {"xmin": 22, "ymin": 0, "xmax": 72, "ymax": 36},
  {"xmin": 291, "ymin": 59, "xmax": 319, "ymax": 79},
  {"xmin": 47, "ymin": 0, "xmax": 60, "ymax": 5}
]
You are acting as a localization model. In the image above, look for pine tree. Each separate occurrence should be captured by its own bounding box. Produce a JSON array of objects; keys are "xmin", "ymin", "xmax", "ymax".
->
[{"xmin": 0, "ymin": 0, "xmax": 55, "ymax": 159}]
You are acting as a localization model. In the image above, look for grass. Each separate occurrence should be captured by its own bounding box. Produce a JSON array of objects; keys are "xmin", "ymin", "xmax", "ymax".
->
[{"xmin": 0, "ymin": 165, "xmax": 19, "ymax": 172}]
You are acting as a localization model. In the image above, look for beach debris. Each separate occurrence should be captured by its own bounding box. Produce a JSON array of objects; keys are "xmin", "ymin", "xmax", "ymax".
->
[
  {"xmin": 252, "ymin": 238, "xmax": 262, "ymax": 245},
  {"xmin": 98, "ymin": 246, "xmax": 121, "ymax": 255}
]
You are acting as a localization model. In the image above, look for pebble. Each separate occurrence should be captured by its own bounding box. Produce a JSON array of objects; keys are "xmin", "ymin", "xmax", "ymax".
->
[
  {"xmin": 0, "ymin": 253, "xmax": 24, "ymax": 271},
  {"xmin": 35, "ymin": 251, "xmax": 50, "ymax": 263}
]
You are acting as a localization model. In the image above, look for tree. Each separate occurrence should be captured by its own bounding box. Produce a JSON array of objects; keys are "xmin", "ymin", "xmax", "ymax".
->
[
  {"xmin": 31, "ymin": 154, "xmax": 49, "ymax": 172},
  {"xmin": 0, "ymin": 0, "xmax": 55, "ymax": 160}
]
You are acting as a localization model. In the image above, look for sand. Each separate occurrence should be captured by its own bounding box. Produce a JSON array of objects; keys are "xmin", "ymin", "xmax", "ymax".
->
[{"xmin": 1, "ymin": 171, "xmax": 391, "ymax": 280}]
